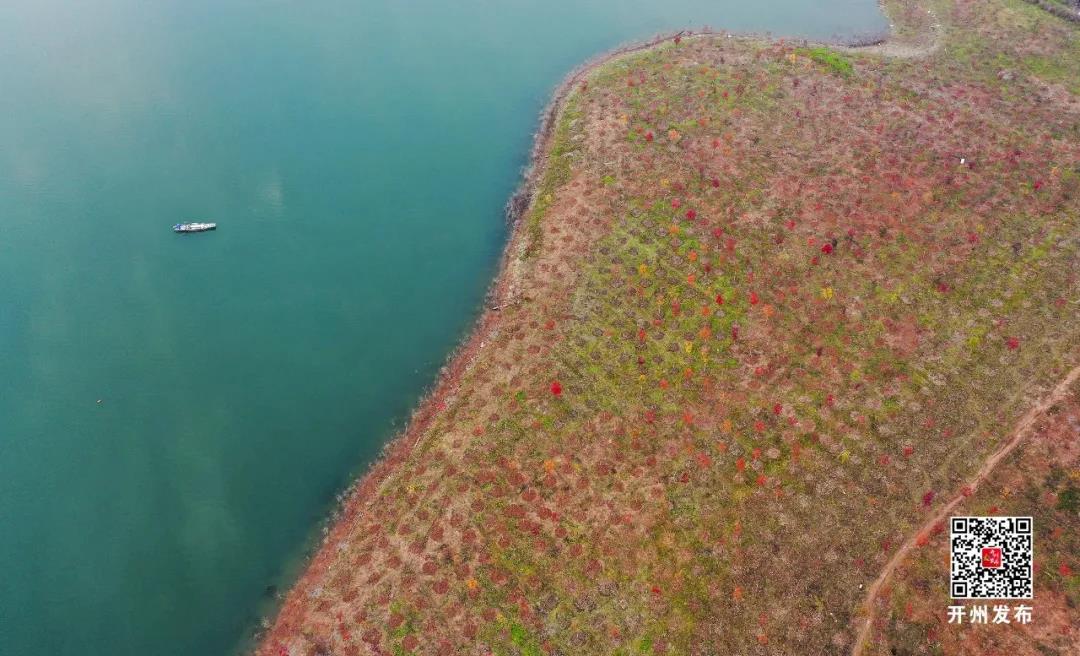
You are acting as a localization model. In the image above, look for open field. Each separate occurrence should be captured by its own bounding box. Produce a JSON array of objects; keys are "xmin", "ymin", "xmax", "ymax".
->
[
  {"xmin": 854, "ymin": 363, "xmax": 1080, "ymax": 654},
  {"xmin": 259, "ymin": 0, "xmax": 1080, "ymax": 653},
  {"xmin": 872, "ymin": 380, "xmax": 1079, "ymax": 655}
]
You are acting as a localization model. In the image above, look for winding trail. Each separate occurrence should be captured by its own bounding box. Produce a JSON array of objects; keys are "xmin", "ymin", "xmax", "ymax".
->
[{"xmin": 850, "ymin": 363, "xmax": 1080, "ymax": 656}]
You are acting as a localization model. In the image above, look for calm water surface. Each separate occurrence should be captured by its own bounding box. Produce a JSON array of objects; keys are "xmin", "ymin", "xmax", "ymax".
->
[{"xmin": 0, "ymin": 1, "xmax": 886, "ymax": 653}]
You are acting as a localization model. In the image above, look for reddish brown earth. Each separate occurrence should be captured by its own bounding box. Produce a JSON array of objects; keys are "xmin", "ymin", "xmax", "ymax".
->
[
  {"xmin": 854, "ymin": 365, "xmax": 1080, "ymax": 654},
  {"xmin": 868, "ymin": 381, "xmax": 1080, "ymax": 655},
  {"xmin": 256, "ymin": 0, "xmax": 1080, "ymax": 654}
]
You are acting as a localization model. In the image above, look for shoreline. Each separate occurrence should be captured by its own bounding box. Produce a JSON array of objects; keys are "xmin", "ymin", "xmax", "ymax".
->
[
  {"xmin": 253, "ymin": 28, "xmax": 702, "ymax": 649},
  {"xmin": 254, "ymin": 7, "xmax": 931, "ymax": 652}
]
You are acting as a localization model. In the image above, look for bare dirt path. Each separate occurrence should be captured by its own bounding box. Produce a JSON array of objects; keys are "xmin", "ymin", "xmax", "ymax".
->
[
  {"xmin": 840, "ymin": 2, "xmax": 944, "ymax": 59},
  {"xmin": 851, "ymin": 362, "xmax": 1080, "ymax": 656}
]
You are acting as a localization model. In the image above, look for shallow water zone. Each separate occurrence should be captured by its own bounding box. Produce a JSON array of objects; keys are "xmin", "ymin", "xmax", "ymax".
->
[{"xmin": 0, "ymin": 0, "xmax": 886, "ymax": 654}]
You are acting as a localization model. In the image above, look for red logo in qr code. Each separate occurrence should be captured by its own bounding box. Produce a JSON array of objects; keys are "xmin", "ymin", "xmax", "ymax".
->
[{"xmin": 981, "ymin": 547, "xmax": 1003, "ymax": 569}]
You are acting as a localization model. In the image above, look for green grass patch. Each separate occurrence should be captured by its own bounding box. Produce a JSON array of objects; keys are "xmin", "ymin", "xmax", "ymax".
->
[
  {"xmin": 798, "ymin": 46, "xmax": 854, "ymax": 77},
  {"xmin": 522, "ymin": 94, "xmax": 583, "ymax": 259}
]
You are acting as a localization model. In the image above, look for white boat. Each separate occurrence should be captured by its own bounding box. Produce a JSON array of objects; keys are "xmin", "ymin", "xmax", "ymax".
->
[{"xmin": 173, "ymin": 222, "xmax": 217, "ymax": 233}]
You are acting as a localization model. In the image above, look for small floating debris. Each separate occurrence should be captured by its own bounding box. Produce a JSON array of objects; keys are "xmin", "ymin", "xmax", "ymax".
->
[{"xmin": 173, "ymin": 222, "xmax": 217, "ymax": 233}]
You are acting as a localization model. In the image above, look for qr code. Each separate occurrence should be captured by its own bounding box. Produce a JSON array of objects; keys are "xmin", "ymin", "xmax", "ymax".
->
[{"xmin": 950, "ymin": 516, "xmax": 1033, "ymax": 599}]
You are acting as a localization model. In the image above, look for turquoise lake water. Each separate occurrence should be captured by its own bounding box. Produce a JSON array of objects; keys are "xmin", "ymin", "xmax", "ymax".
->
[{"xmin": 0, "ymin": 1, "xmax": 887, "ymax": 653}]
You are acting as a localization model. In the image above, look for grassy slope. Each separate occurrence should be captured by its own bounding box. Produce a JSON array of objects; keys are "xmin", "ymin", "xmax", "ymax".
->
[
  {"xmin": 878, "ymin": 381, "xmax": 1079, "ymax": 656},
  {"xmin": 260, "ymin": 1, "xmax": 1080, "ymax": 654}
]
